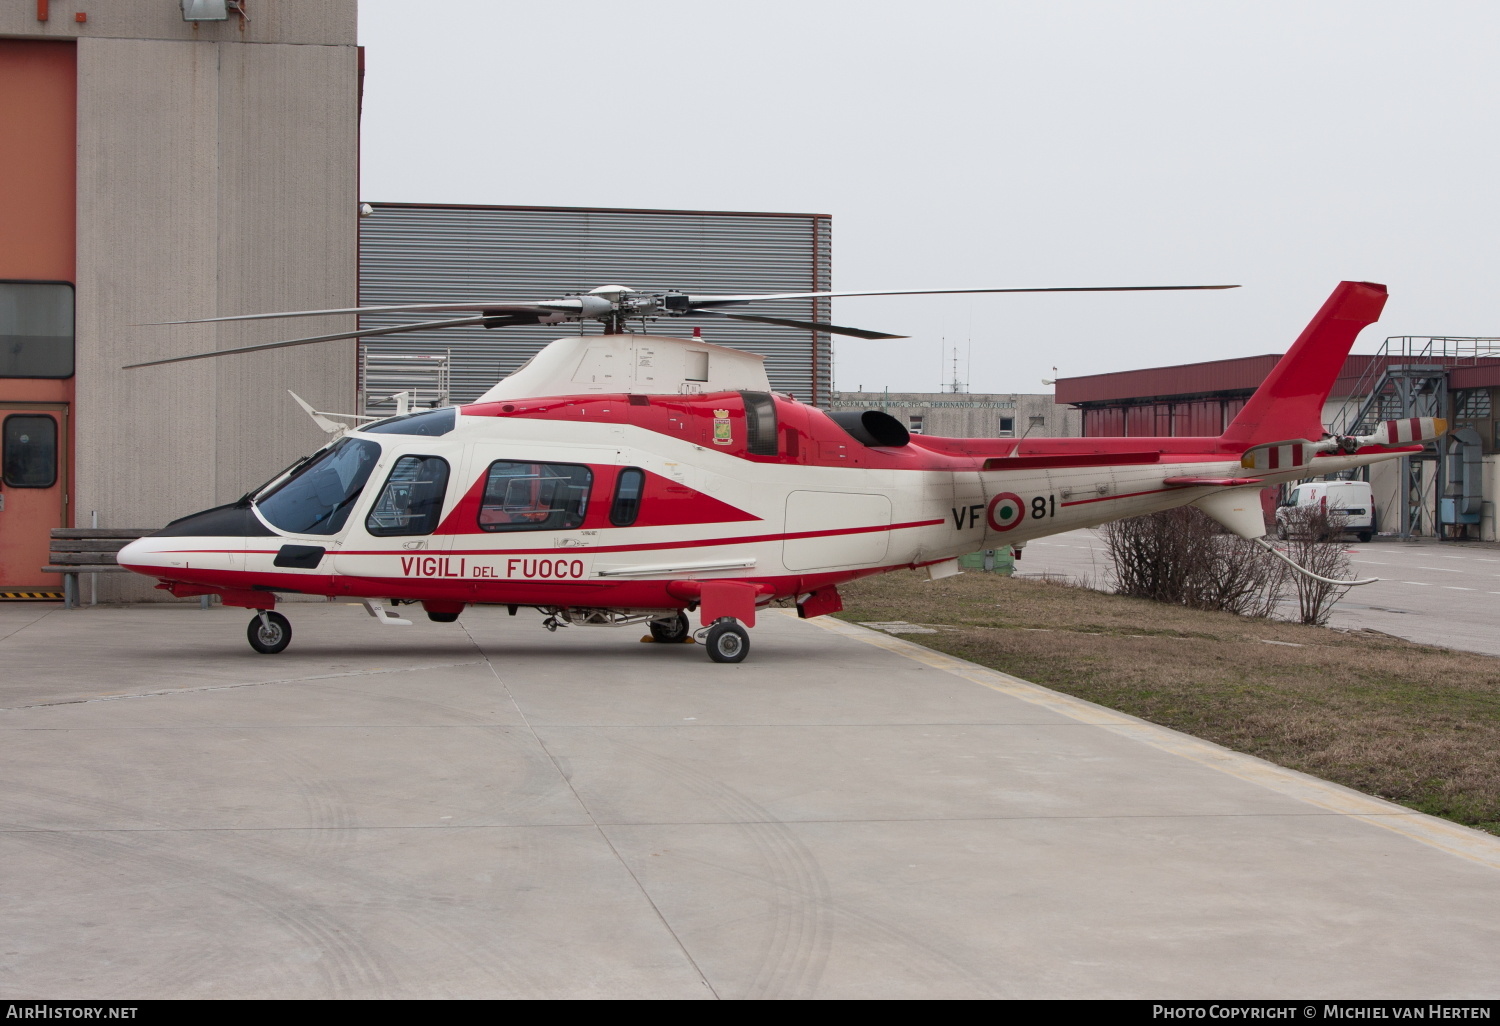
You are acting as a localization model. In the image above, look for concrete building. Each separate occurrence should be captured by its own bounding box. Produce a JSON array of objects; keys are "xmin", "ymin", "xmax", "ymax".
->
[
  {"xmin": 827, "ymin": 391, "xmax": 1081, "ymax": 439},
  {"xmin": 0, "ymin": 1, "xmax": 360, "ymax": 597}
]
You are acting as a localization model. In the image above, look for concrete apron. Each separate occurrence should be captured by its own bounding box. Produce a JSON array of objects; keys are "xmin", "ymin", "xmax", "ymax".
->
[{"xmin": 1, "ymin": 602, "xmax": 1497, "ymax": 999}]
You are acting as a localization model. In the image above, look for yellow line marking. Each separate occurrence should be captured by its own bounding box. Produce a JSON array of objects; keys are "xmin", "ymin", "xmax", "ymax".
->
[{"xmin": 799, "ymin": 611, "xmax": 1500, "ymax": 871}]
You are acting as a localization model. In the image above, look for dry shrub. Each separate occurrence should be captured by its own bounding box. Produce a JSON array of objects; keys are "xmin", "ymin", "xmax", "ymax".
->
[
  {"xmin": 1102, "ymin": 506, "xmax": 1288, "ymax": 618},
  {"xmin": 1277, "ymin": 505, "xmax": 1354, "ymax": 626}
]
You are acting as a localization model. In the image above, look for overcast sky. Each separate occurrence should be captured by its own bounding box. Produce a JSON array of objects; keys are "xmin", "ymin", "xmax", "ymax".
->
[{"xmin": 358, "ymin": 1, "xmax": 1500, "ymax": 394}]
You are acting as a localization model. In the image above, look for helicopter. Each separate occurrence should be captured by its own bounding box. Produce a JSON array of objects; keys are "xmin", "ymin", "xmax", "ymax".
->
[{"xmin": 116, "ymin": 279, "xmax": 1436, "ymax": 662}]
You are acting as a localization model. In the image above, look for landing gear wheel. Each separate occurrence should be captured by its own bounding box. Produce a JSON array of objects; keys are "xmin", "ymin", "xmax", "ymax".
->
[
  {"xmin": 427, "ymin": 611, "xmax": 459, "ymax": 623},
  {"xmin": 247, "ymin": 610, "xmax": 292, "ymax": 654},
  {"xmin": 704, "ymin": 619, "xmax": 749, "ymax": 664},
  {"xmin": 649, "ymin": 612, "xmax": 691, "ymax": 644}
]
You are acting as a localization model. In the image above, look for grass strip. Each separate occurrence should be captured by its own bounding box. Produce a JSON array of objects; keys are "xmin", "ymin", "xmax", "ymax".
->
[{"xmin": 836, "ymin": 570, "xmax": 1500, "ymax": 835}]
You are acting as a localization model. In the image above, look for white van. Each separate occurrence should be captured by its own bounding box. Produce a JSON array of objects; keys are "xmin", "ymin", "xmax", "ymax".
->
[{"xmin": 1275, "ymin": 480, "xmax": 1377, "ymax": 543}]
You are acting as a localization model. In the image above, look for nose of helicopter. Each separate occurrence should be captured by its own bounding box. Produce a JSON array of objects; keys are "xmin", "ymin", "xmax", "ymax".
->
[{"xmin": 117, "ymin": 536, "xmax": 170, "ymax": 571}]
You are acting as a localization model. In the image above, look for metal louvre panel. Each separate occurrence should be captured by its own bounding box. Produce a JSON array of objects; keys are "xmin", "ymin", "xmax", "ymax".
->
[{"xmin": 358, "ymin": 205, "xmax": 831, "ymax": 412}]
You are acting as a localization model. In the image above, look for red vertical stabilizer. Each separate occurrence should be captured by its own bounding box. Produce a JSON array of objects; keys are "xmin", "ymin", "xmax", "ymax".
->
[{"xmin": 1220, "ymin": 281, "xmax": 1388, "ymax": 448}]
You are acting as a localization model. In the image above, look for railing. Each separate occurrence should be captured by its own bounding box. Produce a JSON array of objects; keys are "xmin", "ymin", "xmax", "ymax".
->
[
  {"xmin": 1321, "ymin": 336, "xmax": 1500, "ymax": 536},
  {"xmin": 360, "ymin": 351, "xmax": 452, "ymax": 415},
  {"xmin": 1328, "ymin": 336, "xmax": 1500, "ymax": 438}
]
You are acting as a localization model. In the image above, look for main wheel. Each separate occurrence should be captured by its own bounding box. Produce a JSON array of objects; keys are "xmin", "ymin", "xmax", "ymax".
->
[
  {"xmin": 649, "ymin": 612, "xmax": 691, "ymax": 643},
  {"xmin": 427, "ymin": 611, "xmax": 460, "ymax": 623},
  {"xmin": 704, "ymin": 620, "xmax": 749, "ymax": 664},
  {"xmin": 247, "ymin": 610, "xmax": 292, "ymax": 654}
]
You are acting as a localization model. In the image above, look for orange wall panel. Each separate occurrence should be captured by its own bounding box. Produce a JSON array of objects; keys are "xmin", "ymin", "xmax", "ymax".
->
[{"xmin": 0, "ymin": 39, "xmax": 76, "ymax": 282}]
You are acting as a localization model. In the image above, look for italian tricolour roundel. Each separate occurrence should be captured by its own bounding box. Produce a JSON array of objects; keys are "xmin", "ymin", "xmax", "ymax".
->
[{"xmin": 987, "ymin": 492, "xmax": 1026, "ymax": 531}]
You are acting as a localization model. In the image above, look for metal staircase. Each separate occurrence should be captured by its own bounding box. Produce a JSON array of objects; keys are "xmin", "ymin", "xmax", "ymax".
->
[{"xmin": 1328, "ymin": 336, "xmax": 1500, "ymax": 537}]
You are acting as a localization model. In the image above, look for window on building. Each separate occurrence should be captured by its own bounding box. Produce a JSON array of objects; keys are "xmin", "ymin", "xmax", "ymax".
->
[
  {"xmin": 478, "ymin": 460, "xmax": 591, "ymax": 531},
  {"xmin": 2, "ymin": 414, "xmax": 57, "ymax": 488},
  {"xmin": 998, "ymin": 417, "xmax": 1015, "ymax": 437},
  {"xmin": 365, "ymin": 455, "xmax": 450, "ymax": 536},
  {"xmin": 1455, "ymin": 390, "xmax": 1492, "ymax": 422},
  {"xmin": 0, "ymin": 281, "xmax": 74, "ymax": 379},
  {"xmin": 908, "ymin": 415, "xmax": 924, "ymax": 435},
  {"xmin": 609, "ymin": 467, "xmax": 645, "ymax": 526},
  {"xmin": 1029, "ymin": 415, "xmax": 1046, "ymax": 430}
]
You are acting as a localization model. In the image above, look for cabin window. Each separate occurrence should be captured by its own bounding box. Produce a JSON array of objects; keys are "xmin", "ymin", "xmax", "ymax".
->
[
  {"xmin": 0, "ymin": 281, "xmax": 73, "ymax": 378},
  {"xmin": 363, "ymin": 407, "xmax": 456, "ymax": 436},
  {"xmin": 2, "ymin": 414, "xmax": 57, "ymax": 488},
  {"xmin": 609, "ymin": 467, "xmax": 645, "ymax": 527},
  {"xmin": 256, "ymin": 437, "xmax": 381, "ymax": 535},
  {"xmin": 365, "ymin": 455, "xmax": 450, "ymax": 536},
  {"xmin": 478, "ymin": 460, "xmax": 592, "ymax": 532},
  {"xmin": 740, "ymin": 391, "xmax": 779, "ymax": 456}
]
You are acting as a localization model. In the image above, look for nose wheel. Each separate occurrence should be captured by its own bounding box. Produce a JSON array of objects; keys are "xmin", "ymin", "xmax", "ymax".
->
[
  {"xmin": 703, "ymin": 618, "xmax": 749, "ymax": 663},
  {"xmin": 247, "ymin": 610, "xmax": 292, "ymax": 654}
]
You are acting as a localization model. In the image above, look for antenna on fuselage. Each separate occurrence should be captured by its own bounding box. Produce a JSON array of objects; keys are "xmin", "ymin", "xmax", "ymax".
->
[{"xmin": 288, "ymin": 390, "xmax": 377, "ymax": 437}]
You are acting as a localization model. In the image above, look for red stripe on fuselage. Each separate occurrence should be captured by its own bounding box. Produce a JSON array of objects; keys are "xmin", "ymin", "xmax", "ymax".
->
[
  {"xmin": 138, "ymin": 517, "xmax": 948, "ymax": 560},
  {"xmin": 125, "ymin": 562, "xmax": 920, "ymax": 609}
]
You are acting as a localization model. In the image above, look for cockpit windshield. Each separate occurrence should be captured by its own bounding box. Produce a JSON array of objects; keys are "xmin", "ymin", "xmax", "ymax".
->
[{"xmin": 255, "ymin": 437, "xmax": 381, "ymax": 535}]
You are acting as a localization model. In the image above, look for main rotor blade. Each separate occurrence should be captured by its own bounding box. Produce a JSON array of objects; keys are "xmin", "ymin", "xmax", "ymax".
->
[
  {"xmin": 142, "ymin": 284, "xmax": 1239, "ymax": 324},
  {"xmin": 712, "ymin": 312, "xmax": 907, "ymax": 340},
  {"xmin": 123, "ymin": 315, "xmax": 494, "ymax": 369},
  {"xmin": 685, "ymin": 284, "xmax": 1240, "ymax": 308},
  {"xmin": 143, "ymin": 302, "xmax": 569, "ymax": 325}
]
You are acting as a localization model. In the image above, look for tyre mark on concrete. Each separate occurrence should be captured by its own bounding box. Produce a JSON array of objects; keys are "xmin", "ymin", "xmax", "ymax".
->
[
  {"xmin": 564, "ymin": 731, "xmax": 833, "ymax": 1000},
  {"xmin": 4, "ymin": 827, "xmax": 399, "ymax": 998},
  {"xmin": 224, "ymin": 728, "xmax": 361, "ymax": 855},
  {"xmin": 461, "ymin": 620, "xmax": 720, "ymax": 999},
  {"xmin": 0, "ymin": 771, "xmax": 532, "ymax": 997},
  {"xmin": 661, "ymin": 841, "xmax": 1007, "ymax": 998}
]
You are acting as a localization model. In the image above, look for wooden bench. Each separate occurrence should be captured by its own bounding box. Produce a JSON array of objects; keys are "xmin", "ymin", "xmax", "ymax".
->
[{"xmin": 43, "ymin": 528, "xmax": 155, "ymax": 608}]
